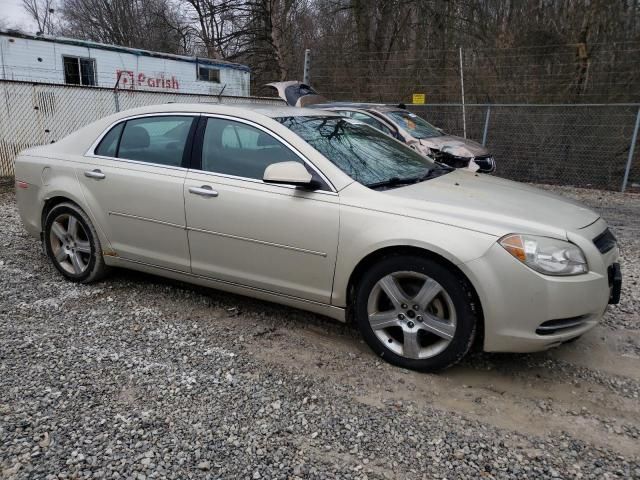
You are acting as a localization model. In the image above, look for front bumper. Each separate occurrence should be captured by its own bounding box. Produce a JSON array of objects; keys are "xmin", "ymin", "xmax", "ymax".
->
[
  {"xmin": 608, "ymin": 262, "xmax": 622, "ymax": 305},
  {"xmin": 460, "ymin": 219, "xmax": 619, "ymax": 353},
  {"xmin": 429, "ymin": 149, "xmax": 496, "ymax": 173}
]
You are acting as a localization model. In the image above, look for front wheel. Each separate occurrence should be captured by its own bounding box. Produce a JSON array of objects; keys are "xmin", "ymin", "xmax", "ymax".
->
[
  {"xmin": 43, "ymin": 202, "xmax": 108, "ymax": 283},
  {"xmin": 354, "ymin": 255, "xmax": 477, "ymax": 372}
]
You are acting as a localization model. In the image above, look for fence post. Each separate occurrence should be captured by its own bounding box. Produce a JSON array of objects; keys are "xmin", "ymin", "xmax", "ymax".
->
[
  {"xmin": 622, "ymin": 106, "xmax": 640, "ymax": 193},
  {"xmin": 303, "ymin": 49, "xmax": 311, "ymax": 85},
  {"xmin": 482, "ymin": 105, "xmax": 491, "ymax": 146},
  {"xmin": 459, "ymin": 47, "xmax": 467, "ymax": 139},
  {"xmin": 113, "ymin": 71, "xmax": 122, "ymax": 113}
]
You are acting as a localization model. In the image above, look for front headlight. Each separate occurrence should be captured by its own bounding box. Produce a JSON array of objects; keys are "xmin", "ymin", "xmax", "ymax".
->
[{"xmin": 499, "ymin": 234, "xmax": 588, "ymax": 276}]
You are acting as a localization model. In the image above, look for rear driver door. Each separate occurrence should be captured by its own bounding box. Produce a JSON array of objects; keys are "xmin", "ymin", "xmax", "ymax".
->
[{"xmin": 76, "ymin": 114, "xmax": 197, "ymax": 272}]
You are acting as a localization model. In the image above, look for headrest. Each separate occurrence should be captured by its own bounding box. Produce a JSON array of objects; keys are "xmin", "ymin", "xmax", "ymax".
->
[{"xmin": 121, "ymin": 125, "xmax": 150, "ymax": 149}]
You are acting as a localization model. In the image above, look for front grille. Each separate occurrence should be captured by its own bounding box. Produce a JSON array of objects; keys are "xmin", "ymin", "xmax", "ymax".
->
[
  {"xmin": 536, "ymin": 315, "xmax": 589, "ymax": 335},
  {"xmin": 432, "ymin": 151, "xmax": 496, "ymax": 172},
  {"xmin": 431, "ymin": 150, "xmax": 468, "ymax": 168},
  {"xmin": 593, "ymin": 228, "xmax": 617, "ymax": 254}
]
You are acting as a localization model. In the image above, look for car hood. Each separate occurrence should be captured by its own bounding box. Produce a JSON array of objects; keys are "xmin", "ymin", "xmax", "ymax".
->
[
  {"xmin": 266, "ymin": 81, "xmax": 327, "ymax": 107},
  {"xmin": 382, "ymin": 170, "xmax": 599, "ymax": 238},
  {"xmin": 420, "ymin": 135, "xmax": 489, "ymax": 157}
]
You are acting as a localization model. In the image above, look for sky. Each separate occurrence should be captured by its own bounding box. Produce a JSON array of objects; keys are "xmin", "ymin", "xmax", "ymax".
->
[{"xmin": 1, "ymin": 0, "xmax": 38, "ymax": 31}]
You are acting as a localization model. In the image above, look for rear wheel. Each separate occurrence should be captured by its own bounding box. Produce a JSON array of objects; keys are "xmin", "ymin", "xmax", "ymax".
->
[
  {"xmin": 354, "ymin": 255, "xmax": 477, "ymax": 371},
  {"xmin": 43, "ymin": 202, "xmax": 108, "ymax": 283}
]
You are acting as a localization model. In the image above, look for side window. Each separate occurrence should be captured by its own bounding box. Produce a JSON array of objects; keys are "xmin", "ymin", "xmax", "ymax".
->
[
  {"xmin": 95, "ymin": 123, "xmax": 124, "ymax": 157},
  {"xmin": 197, "ymin": 66, "xmax": 220, "ymax": 83},
  {"xmin": 63, "ymin": 56, "xmax": 96, "ymax": 86},
  {"xmin": 201, "ymin": 118, "xmax": 301, "ymax": 180},
  {"xmin": 351, "ymin": 112, "xmax": 393, "ymax": 136},
  {"xmin": 118, "ymin": 116, "xmax": 194, "ymax": 167}
]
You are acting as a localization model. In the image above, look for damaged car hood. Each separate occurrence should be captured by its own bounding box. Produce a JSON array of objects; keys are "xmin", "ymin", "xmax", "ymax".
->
[
  {"xmin": 420, "ymin": 135, "xmax": 489, "ymax": 157},
  {"xmin": 381, "ymin": 170, "xmax": 599, "ymax": 237},
  {"xmin": 266, "ymin": 81, "xmax": 327, "ymax": 107}
]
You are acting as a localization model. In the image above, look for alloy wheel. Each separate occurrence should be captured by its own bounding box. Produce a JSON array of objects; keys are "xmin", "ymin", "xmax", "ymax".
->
[
  {"xmin": 49, "ymin": 213, "xmax": 92, "ymax": 275},
  {"xmin": 367, "ymin": 271, "xmax": 457, "ymax": 359}
]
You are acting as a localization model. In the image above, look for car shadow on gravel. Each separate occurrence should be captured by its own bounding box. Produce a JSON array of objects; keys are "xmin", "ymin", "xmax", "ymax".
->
[
  {"xmin": 106, "ymin": 267, "xmax": 351, "ymax": 329},
  {"xmin": 106, "ymin": 266, "xmax": 561, "ymax": 377}
]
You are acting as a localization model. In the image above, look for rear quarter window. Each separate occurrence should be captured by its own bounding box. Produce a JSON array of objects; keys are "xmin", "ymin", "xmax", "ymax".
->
[{"xmin": 95, "ymin": 123, "xmax": 124, "ymax": 157}]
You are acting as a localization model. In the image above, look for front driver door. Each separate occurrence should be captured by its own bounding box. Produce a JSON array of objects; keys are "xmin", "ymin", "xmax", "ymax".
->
[{"xmin": 184, "ymin": 116, "xmax": 340, "ymax": 304}]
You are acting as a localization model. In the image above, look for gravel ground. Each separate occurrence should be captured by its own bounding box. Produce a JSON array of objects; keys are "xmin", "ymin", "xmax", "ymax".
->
[{"xmin": 1, "ymin": 184, "xmax": 639, "ymax": 479}]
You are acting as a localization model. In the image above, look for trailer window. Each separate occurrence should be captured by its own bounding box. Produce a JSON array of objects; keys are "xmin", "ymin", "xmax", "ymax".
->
[
  {"xmin": 63, "ymin": 56, "xmax": 96, "ymax": 86},
  {"xmin": 197, "ymin": 66, "xmax": 220, "ymax": 83}
]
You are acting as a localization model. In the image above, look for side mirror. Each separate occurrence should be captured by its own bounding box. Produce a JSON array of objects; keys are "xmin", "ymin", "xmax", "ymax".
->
[
  {"xmin": 263, "ymin": 161, "xmax": 313, "ymax": 187},
  {"xmin": 436, "ymin": 127, "xmax": 444, "ymax": 133}
]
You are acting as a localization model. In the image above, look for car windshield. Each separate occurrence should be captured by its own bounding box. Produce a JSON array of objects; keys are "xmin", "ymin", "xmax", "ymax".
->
[
  {"xmin": 277, "ymin": 116, "xmax": 437, "ymax": 187},
  {"xmin": 386, "ymin": 110, "xmax": 443, "ymax": 139}
]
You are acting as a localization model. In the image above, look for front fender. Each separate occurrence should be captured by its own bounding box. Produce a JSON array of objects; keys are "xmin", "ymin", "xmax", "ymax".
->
[{"xmin": 331, "ymin": 203, "xmax": 497, "ymax": 307}]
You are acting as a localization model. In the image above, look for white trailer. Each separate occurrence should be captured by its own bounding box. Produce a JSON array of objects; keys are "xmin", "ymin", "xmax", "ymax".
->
[{"xmin": 0, "ymin": 30, "xmax": 251, "ymax": 96}]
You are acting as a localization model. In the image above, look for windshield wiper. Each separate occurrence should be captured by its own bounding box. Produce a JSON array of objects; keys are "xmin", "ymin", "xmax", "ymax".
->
[
  {"xmin": 366, "ymin": 176, "xmax": 421, "ymax": 189},
  {"xmin": 420, "ymin": 165, "xmax": 453, "ymax": 180},
  {"xmin": 367, "ymin": 165, "xmax": 453, "ymax": 190}
]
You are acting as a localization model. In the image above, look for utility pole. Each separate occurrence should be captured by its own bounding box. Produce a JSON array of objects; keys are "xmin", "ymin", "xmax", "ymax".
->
[
  {"xmin": 459, "ymin": 47, "xmax": 467, "ymax": 139},
  {"xmin": 303, "ymin": 49, "xmax": 311, "ymax": 85},
  {"xmin": 622, "ymin": 106, "xmax": 640, "ymax": 192}
]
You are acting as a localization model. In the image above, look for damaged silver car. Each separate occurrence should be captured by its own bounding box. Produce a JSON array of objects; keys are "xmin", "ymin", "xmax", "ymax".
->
[{"xmin": 266, "ymin": 81, "xmax": 496, "ymax": 173}]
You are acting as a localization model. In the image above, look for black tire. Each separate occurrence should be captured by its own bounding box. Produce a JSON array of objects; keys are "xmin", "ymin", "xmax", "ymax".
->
[
  {"xmin": 43, "ymin": 202, "xmax": 108, "ymax": 283},
  {"xmin": 354, "ymin": 254, "xmax": 477, "ymax": 372}
]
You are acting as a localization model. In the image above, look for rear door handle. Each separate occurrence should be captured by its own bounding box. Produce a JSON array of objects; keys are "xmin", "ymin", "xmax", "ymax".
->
[
  {"xmin": 84, "ymin": 169, "xmax": 106, "ymax": 180},
  {"xmin": 189, "ymin": 185, "xmax": 219, "ymax": 197}
]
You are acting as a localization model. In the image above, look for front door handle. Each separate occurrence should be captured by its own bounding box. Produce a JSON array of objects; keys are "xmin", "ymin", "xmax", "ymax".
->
[
  {"xmin": 84, "ymin": 169, "xmax": 106, "ymax": 180},
  {"xmin": 189, "ymin": 185, "xmax": 219, "ymax": 197}
]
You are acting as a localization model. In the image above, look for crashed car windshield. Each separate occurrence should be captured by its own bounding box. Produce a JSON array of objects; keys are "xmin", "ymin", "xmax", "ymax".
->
[
  {"xmin": 277, "ymin": 116, "xmax": 439, "ymax": 188},
  {"xmin": 386, "ymin": 110, "xmax": 443, "ymax": 139}
]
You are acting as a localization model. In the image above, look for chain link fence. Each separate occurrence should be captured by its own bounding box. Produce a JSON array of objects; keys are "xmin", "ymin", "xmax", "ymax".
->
[
  {"xmin": 0, "ymin": 80, "xmax": 283, "ymax": 180},
  {"xmin": 408, "ymin": 104, "xmax": 640, "ymax": 192},
  {"xmin": 1, "ymin": 79, "xmax": 639, "ymax": 192}
]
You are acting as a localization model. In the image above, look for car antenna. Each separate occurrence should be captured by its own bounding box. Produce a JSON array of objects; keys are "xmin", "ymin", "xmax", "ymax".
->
[{"xmin": 217, "ymin": 84, "xmax": 227, "ymax": 101}]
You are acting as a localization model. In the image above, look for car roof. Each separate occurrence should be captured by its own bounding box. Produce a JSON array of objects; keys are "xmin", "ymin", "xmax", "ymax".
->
[
  {"xmin": 311, "ymin": 102, "xmax": 404, "ymax": 113},
  {"xmin": 110, "ymin": 102, "xmax": 339, "ymax": 119}
]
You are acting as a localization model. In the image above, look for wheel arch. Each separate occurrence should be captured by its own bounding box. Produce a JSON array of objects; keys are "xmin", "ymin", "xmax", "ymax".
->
[
  {"xmin": 344, "ymin": 245, "xmax": 485, "ymax": 348},
  {"xmin": 41, "ymin": 195, "xmax": 82, "ymax": 229},
  {"xmin": 40, "ymin": 193, "xmax": 114, "ymax": 255},
  {"xmin": 41, "ymin": 195, "xmax": 110, "ymax": 283}
]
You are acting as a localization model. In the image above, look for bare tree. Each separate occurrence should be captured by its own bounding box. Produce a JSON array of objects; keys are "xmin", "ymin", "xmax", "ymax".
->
[
  {"xmin": 183, "ymin": 0, "xmax": 245, "ymax": 58},
  {"xmin": 35, "ymin": 0, "xmax": 640, "ymax": 102},
  {"xmin": 237, "ymin": 0, "xmax": 301, "ymax": 80},
  {"xmin": 22, "ymin": 0, "xmax": 57, "ymax": 35},
  {"xmin": 60, "ymin": 0, "xmax": 188, "ymax": 54}
]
